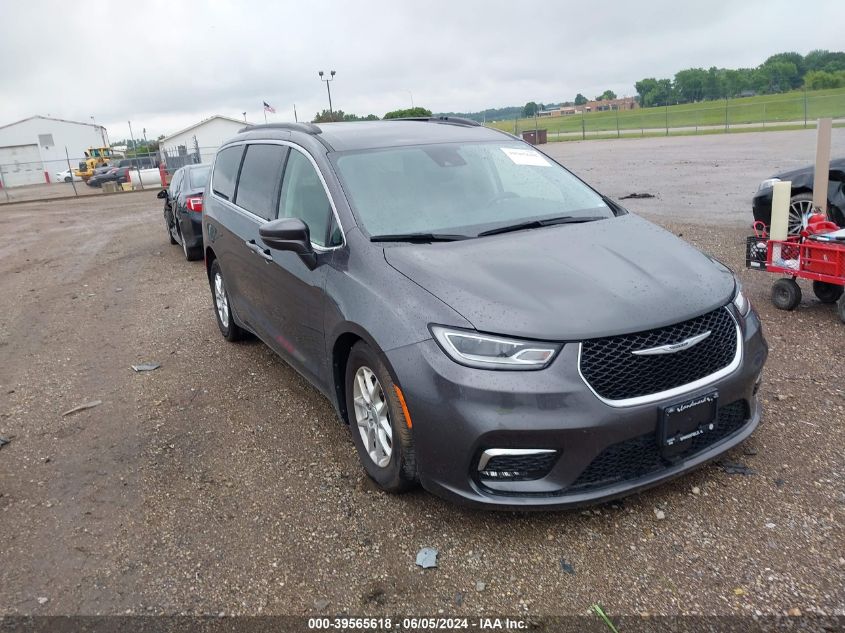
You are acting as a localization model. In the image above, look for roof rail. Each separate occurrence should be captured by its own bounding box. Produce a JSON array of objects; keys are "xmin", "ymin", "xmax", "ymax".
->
[
  {"xmin": 238, "ymin": 122, "xmax": 322, "ymax": 135},
  {"xmin": 394, "ymin": 116, "xmax": 481, "ymax": 127}
]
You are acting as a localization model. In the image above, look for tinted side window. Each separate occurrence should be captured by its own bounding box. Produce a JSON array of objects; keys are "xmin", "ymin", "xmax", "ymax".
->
[
  {"xmin": 278, "ymin": 150, "xmax": 332, "ymax": 246},
  {"xmin": 211, "ymin": 146, "xmax": 244, "ymax": 201},
  {"xmin": 234, "ymin": 144, "xmax": 288, "ymax": 221}
]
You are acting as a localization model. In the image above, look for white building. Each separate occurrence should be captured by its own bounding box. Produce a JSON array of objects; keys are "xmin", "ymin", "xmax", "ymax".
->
[
  {"xmin": 159, "ymin": 115, "xmax": 247, "ymax": 167},
  {"xmin": 0, "ymin": 116, "xmax": 109, "ymax": 186}
]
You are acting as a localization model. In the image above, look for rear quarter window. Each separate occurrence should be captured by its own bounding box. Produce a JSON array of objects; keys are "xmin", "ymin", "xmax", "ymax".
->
[{"xmin": 211, "ymin": 146, "xmax": 244, "ymax": 201}]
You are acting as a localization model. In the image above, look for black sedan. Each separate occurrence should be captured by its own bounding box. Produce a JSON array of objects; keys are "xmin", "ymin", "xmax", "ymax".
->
[
  {"xmin": 86, "ymin": 166, "xmax": 129, "ymax": 188},
  {"xmin": 159, "ymin": 164, "xmax": 210, "ymax": 261},
  {"xmin": 752, "ymin": 157, "xmax": 845, "ymax": 235}
]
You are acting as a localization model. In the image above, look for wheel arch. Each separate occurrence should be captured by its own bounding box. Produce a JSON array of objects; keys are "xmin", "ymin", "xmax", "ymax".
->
[
  {"xmin": 204, "ymin": 245, "xmax": 217, "ymax": 280},
  {"xmin": 330, "ymin": 324, "xmax": 401, "ymax": 425}
]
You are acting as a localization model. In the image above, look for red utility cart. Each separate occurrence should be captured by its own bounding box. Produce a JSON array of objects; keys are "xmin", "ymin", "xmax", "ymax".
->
[{"xmin": 746, "ymin": 230, "xmax": 845, "ymax": 322}]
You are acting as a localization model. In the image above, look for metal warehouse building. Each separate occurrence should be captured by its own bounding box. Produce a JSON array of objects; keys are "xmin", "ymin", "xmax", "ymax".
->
[
  {"xmin": 0, "ymin": 116, "xmax": 110, "ymax": 187},
  {"xmin": 159, "ymin": 115, "xmax": 247, "ymax": 169}
]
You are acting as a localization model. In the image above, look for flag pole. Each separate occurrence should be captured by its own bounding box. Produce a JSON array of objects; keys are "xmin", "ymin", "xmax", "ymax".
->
[
  {"xmin": 294, "ymin": 104, "xmax": 298, "ymax": 122},
  {"xmin": 264, "ymin": 109, "xmax": 267, "ymax": 124}
]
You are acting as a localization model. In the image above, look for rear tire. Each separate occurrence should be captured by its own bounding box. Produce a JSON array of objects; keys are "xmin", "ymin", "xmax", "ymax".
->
[
  {"xmin": 771, "ymin": 278, "xmax": 801, "ymax": 311},
  {"xmin": 345, "ymin": 341, "xmax": 417, "ymax": 493},
  {"xmin": 812, "ymin": 280, "xmax": 843, "ymax": 304},
  {"xmin": 209, "ymin": 259, "xmax": 243, "ymax": 342},
  {"xmin": 180, "ymin": 225, "xmax": 201, "ymax": 261}
]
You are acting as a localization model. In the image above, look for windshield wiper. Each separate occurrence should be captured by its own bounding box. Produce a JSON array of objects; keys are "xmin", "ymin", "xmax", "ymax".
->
[
  {"xmin": 477, "ymin": 215, "xmax": 607, "ymax": 237},
  {"xmin": 369, "ymin": 232, "xmax": 471, "ymax": 243}
]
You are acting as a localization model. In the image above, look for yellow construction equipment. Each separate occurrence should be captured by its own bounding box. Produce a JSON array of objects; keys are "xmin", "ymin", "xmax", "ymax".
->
[{"xmin": 74, "ymin": 147, "xmax": 116, "ymax": 181}]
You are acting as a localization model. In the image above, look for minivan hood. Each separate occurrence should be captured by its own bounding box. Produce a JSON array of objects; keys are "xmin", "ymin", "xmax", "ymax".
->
[{"xmin": 383, "ymin": 214, "xmax": 735, "ymax": 341}]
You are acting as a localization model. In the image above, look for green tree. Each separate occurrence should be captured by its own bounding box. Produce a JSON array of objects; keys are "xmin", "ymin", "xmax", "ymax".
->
[
  {"xmin": 383, "ymin": 107, "xmax": 432, "ymax": 119},
  {"xmin": 758, "ymin": 60, "xmax": 798, "ymax": 93},
  {"xmin": 805, "ymin": 50, "xmax": 845, "ymax": 73},
  {"xmin": 804, "ymin": 70, "xmax": 845, "ymax": 90},
  {"xmin": 522, "ymin": 101, "xmax": 540, "ymax": 117},
  {"xmin": 313, "ymin": 109, "xmax": 344, "ymax": 122},
  {"xmin": 762, "ymin": 52, "xmax": 806, "ymax": 84},
  {"xmin": 674, "ymin": 68, "xmax": 707, "ymax": 102},
  {"xmin": 703, "ymin": 66, "xmax": 724, "ymax": 100},
  {"xmin": 574, "ymin": 93, "xmax": 587, "ymax": 106},
  {"xmin": 595, "ymin": 90, "xmax": 617, "ymax": 101}
]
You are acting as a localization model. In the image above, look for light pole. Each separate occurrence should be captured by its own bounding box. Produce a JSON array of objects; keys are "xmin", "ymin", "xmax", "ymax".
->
[{"xmin": 318, "ymin": 70, "xmax": 336, "ymax": 120}]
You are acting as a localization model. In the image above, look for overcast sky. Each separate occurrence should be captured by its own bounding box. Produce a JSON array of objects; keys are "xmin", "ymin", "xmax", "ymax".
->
[{"xmin": 0, "ymin": 0, "xmax": 841, "ymax": 142}]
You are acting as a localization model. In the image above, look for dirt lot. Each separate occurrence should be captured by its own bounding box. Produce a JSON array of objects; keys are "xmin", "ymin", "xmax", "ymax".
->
[{"xmin": 0, "ymin": 129, "xmax": 843, "ymax": 619}]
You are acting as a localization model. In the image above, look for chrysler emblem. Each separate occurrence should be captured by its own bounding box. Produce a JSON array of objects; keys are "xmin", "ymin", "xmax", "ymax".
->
[{"xmin": 632, "ymin": 331, "xmax": 712, "ymax": 356}]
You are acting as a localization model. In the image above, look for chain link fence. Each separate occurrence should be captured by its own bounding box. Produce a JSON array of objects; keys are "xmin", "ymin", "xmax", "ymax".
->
[
  {"xmin": 0, "ymin": 143, "xmax": 219, "ymax": 205},
  {"xmin": 497, "ymin": 91, "xmax": 845, "ymax": 141}
]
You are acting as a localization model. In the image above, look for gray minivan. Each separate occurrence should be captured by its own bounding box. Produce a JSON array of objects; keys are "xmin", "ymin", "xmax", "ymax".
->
[{"xmin": 202, "ymin": 118, "xmax": 768, "ymax": 509}]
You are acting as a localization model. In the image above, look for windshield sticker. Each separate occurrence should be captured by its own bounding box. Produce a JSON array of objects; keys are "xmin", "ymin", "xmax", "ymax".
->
[{"xmin": 500, "ymin": 147, "xmax": 551, "ymax": 167}]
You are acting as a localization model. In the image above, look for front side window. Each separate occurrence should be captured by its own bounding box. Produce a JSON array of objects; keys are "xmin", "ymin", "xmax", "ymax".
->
[
  {"xmin": 211, "ymin": 145, "xmax": 244, "ymax": 201},
  {"xmin": 235, "ymin": 144, "xmax": 288, "ymax": 221},
  {"xmin": 278, "ymin": 150, "xmax": 333, "ymax": 246},
  {"xmin": 333, "ymin": 141, "xmax": 612, "ymax": 237}
]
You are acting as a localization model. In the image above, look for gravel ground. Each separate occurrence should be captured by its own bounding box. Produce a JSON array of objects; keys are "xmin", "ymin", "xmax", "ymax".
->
[{"xmin": 0, "ymin": 130, "xmax": 843, "ymax": 619}]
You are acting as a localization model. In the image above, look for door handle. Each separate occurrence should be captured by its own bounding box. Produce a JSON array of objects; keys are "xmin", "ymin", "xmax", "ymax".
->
[{"xmin": 245, "ymin": 239, "xmax": 273, "ymax": 261}]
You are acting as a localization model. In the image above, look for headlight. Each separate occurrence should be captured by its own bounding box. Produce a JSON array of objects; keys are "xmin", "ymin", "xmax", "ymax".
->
[
  {"xmin": 430, "ymin": 325, "xmax": 561, "ymax": 370},
  {"xmin": 733, "ymin": 279, "xmax": 751, "ymax": 316},
  {"xmin": 757, "ymin": 177, "xmax": 781, "ymax": 192}
]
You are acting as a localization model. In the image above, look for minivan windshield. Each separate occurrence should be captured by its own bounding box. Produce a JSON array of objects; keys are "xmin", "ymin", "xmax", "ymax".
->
[{"xmin": 333, "ymin": 141, "xmax": 612, "ymax": 238}]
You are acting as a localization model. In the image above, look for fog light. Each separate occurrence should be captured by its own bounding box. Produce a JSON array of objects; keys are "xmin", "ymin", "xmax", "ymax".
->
[{"xmin": 477, "ymin": 449, "xmax": 559, "ymax": 482}]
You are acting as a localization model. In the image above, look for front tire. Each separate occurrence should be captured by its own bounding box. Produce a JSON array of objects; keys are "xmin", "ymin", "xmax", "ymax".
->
[
  {"xmin": 209, "ymin": 260, "xmax": 243, "ymax": 342},
  {"xmin": 64, "ymin": 176, "xmax": 72, "ymax": 183},
  {"xmin": 772, "ymin": 278, "xmax": 802, "ymax": 311},
  {"xmin": 345, "ymin": 341, "xmax": 416, "ymax": 493}
]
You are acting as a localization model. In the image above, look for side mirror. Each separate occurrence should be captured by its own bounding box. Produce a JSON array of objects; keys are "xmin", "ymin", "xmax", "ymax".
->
[
  {"xmin": 259, "ymin": 217, "xmax": 317, "ymax": 268},
  {"xmin": 157, "ymin": 189, "xmax": 168, "ymax": 199}
]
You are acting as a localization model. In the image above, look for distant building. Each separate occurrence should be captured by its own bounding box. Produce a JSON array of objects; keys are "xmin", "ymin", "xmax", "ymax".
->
[
  {"xmin": 581, "ymin": 96, "xmax": 639, "ymax": 112},
  {"xmin": 0, "ymin": 115, "xmax": 109, "ymax": 186},
  {"xmin": 538, "ymin": 96, "xmax": 638, "ymax": 118},
  {"xmin": 159, "ymin": 115, "xmax": 248, "ymax": 168}
]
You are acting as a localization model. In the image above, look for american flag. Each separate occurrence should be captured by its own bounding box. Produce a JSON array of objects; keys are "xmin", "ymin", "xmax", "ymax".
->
[{"xmin": 263, "ymin": 101, "xmax": 276, "ymax": 114}]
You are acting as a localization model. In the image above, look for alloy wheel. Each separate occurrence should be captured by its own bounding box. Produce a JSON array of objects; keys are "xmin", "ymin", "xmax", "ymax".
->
[
  {"xmin": 214, "ymin": 272, "xmax": 229, "ymax": 328},
  {"xmin": 353, "ymin": 366, "xmax": 392, "ymax": 467},
  {"xmin": 788, "ymin": 198, "xmax": 814, "ymax": 235}
]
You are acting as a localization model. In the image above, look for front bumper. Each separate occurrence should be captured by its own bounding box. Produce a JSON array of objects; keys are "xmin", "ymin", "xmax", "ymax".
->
[{"xmin": 386, "ymin": 308, "xmax": 768, "ymax": 510}]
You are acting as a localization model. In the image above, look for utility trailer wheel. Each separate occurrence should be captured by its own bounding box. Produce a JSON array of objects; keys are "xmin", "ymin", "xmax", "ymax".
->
[
  {"xmin": 837, "ymin": 293, "xmax": 845, "ymax": 324},
  {"xmin": 812, "ymin": 280, "xmax": 844, "ymax": 304},
  {"xmin": 771, "ymin": 278, "xmax": 802, "ymax": 311}
]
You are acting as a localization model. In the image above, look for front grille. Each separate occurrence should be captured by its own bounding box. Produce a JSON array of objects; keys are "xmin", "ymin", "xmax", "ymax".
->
[
  {"xmin": 568, "ymin": 400, "xmax": 749, "ymax": 492},
  {"xmin": 580, "ymin": 306, "xmax": 738, "ymax": 401},
  {"xmin": 479, "ymin": 452, "xmax": 559, "ymax": 481}
]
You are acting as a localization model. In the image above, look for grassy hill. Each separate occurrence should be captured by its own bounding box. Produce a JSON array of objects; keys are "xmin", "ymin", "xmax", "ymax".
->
[{"xmin": 485, "ymin": 88, "xmax": 845, "ymax": 138}]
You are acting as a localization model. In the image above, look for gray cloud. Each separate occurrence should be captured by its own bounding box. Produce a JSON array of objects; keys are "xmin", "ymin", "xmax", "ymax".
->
[{"xmin": 1, "ymin": 0, "xmax": 841, "ymax": 141}]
